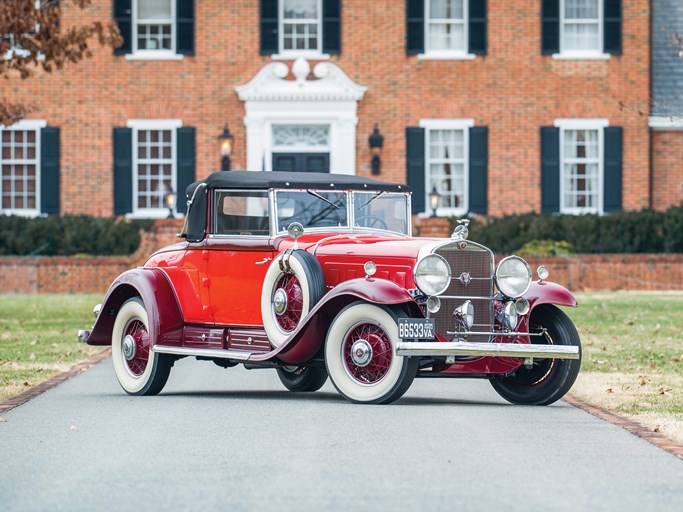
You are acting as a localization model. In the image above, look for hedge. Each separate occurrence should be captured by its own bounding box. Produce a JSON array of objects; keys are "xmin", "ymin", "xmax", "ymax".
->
[
  {"xmin": 451, "ymin": 206, "xmax": 683, "ymax": 254},
  {"xmin": 0, "ymin": 215, "xmax": 155, "ymax": 256}
]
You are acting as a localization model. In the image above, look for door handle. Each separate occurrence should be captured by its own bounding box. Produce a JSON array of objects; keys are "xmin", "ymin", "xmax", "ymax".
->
[{"xmin": 255, "ymin": 257, "xmax": 272, "ymax": 265}]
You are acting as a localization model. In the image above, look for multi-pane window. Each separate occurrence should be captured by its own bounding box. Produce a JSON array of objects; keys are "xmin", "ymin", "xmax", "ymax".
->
[
  {"xmin": 1, "ymin": 128, "xmax": 38, "ymax": 213},
  {"xmin": 561, "ymin": 128, "xmax": 601, "ymax": 213},
  {"xmin": 280, "ymin": 0, "xmax": 321, "ymax": 52},
  {"xmin": 135, "ymin": 129, "xmax": 174, "ymax": 211},
  {"xmin": 427, "ymin": 128, "xmax": 467, "ymax": 212},
  {"xmin": 561, "ymin": 0, "xmax": 601, "ymax": 53},
  {"xmin": 135, "ymin": 0, "xmax": 173, "ymax": 52},
  {"xmin": 426, "ymin": 0, "xmax": 467, "ymax": 53}
]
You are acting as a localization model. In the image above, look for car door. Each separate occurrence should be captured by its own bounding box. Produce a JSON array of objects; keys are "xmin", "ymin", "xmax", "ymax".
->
[{"xmin": 207, "ymin": 190, "xmax": 275, "ymax": 326}]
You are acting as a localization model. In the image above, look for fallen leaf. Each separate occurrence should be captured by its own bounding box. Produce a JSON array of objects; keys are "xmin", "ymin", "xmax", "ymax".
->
[
  {"xmin": 23, "ymin": 381, "xmax": 31, "ymax": 387},
  {"xmin": 653, "ymin": 426, "xmax": 660, "ymax": 433},
  {"xmin": 29, "ymin": 353, "xmax": 36, "ymax": 361},
  {"xmin": 658, "ymin": 387, "xmax": 672, "ymax": 395},
  {"xmin": 640, "ymin": 379, "xmax": 648, "ymax": 386},
  {"xmin": 606, "ymin": 388, "xmax": 614, "ymax": 394},
  {"xmin": 70, "ymin": 425, "xmax": 78, "ymax": 431}
]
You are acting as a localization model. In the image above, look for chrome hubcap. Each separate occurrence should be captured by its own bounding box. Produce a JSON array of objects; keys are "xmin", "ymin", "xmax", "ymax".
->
[
  {"xmin": 122, "ymin": 334, "xmax": 136, "ymax": 361},
  {"xmin": 273, "ymin": 288, "xmax": 288, "ymax": 316},
  {"xmin": 350, "ymin": 339, "xmax": 373, "ymax": 367}
]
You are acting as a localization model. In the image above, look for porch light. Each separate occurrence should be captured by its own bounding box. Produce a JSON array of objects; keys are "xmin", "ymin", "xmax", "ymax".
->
[
  {"xmin": 164, "ymin": 190, "xmax": 177, "ymax": 219},
  {"xmin": 429, "ymin": 186, "xmax": 441, "ymax": 217},
  {"xmin": 218, "ymin": 124, "xmax": 234, "ymax": 171},
  {"xmin": 368, "ymin": 124, "xmax": 384, "ymax": 175}
]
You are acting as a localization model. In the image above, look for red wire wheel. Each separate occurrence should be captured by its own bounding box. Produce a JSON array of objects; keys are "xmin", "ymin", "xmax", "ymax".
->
[
  {"xmin": 123, "ymin": 319, "xmax": 150, "ymax": 377},
  {"xmin": 273, "ymin": 273, "xmax": 304, "ymax": 332},
  {"xmin": 342, "ymin": 322, "xmax": 393, "ymax": 385}
]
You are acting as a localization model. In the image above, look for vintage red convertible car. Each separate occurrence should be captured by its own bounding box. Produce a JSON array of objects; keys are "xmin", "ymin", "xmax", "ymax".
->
[{"xmin": 79, "ymin": 171, "xmax": 581, "ymax": 404}]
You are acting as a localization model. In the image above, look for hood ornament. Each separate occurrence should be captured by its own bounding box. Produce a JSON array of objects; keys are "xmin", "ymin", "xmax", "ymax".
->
[
  {"xmin": 459, "ymin": 272, "xmax": 471, "ymax": 286},
  {"xmin": 451, "ymin": 219, "xmax": 469, "ymax": 241}
]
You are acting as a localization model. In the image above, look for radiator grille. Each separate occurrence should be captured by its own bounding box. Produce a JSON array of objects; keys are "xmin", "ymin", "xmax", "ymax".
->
[{"xmin": 433, "ymin": 242, "xmax": 494, "ymax": 342}]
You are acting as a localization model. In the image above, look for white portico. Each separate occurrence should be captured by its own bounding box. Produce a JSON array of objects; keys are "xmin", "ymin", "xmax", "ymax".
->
[{"xmin": 235, "ymin": 57, "xmax": 367, "ymax": 175}]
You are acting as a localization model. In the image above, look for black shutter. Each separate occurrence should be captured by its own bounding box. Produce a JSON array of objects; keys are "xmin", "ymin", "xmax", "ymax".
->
[
  {"xmin": 406, "ymin": 127, "xmax": 426, "ymax": 214},
  {"xmin": 176, "ymin": 127, "xmax": 196, "ymax": 215},
  {"xmin": 176, "ymin": 0, "xmax": 194, "ymax": 56},
  {"xmin": 113, "ymin": 128, "xmax": 133, "ymax": 215},
  {"xmin": 468, "ymin": 0, "xmax": 487, "ymax": 55},
  {"xmin": 40, "ymin": 127, "xmax": 60, "ymax": 215},
  {"xmin": 260, "ymin": 0, "xmax": 279, "ymax": 55},
  {"xmin": 541, "ymin": 127, "xmax": 560, "ymax": 213},
  {"xmin": 604, "ymin": 0, "xmax": 622, "ymax": 55},
  {"xmin": 322, "ymin": 0, "xmax": 341, "ymax": 54},
  {"xmin": 541, "ymin": 0, "xmax": 559, "ymax": 55},
  {"xmin": 468, "ymin": 127, "xmax": 487, "ymax": 214},
  {"xmin": 603, "ymin": 127, "xmax": 623, "ymax": 212},
  {"xmin": 406, "ymin": 0, "xmax": 425, "ymax": 55},
  {"xmin": 113, "ymin": 0, "xmax": 132, "ymax": 55}
]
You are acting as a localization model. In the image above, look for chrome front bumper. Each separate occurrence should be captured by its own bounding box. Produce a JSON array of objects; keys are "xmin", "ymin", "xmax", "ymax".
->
[{"xmin": 395, "ymin": 341, "xmax": 580, "ymax": 360}]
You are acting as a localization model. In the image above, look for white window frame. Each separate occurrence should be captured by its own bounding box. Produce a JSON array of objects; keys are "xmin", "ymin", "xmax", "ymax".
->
[
  {"xmin": 126, "ymin": 0, "xmax": 183, "ymax": 61},
  {"xmin": 419, "ymin": 0, "xmax": 475, "ymax": 60},
  {"xmin": 419, "ymin": 118, "xmax": 473, "ymax": 217},
  {"xmin": 554, "ymin": 118, "xmax": 608, "ymax": 215},
  {"xmin": 2, "ymin": 1, "xmax": 43, "ymax": 61},
  {"xmin": 273, "ymin": 0, "xmax": 328, "ymax": 60},
  {"xmin": 554, "ymin": 0, "xmax": 610, "ymax": 60},
  {"xmin": 0, "ymin": 119, "xmax": 46, "ymax": 218},
  {"xmin": 127, "ymin": 119, "xmax": 181, "ymax": 219}
]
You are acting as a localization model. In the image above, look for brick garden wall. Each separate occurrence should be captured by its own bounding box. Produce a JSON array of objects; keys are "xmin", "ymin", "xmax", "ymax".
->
[
  {"xmin": 5, "ymin": 0, "xmax": 652, "ymax": 217},
  {"xmin": 1, "ymin": 219, "xmax": 681, "ymax": 294}
]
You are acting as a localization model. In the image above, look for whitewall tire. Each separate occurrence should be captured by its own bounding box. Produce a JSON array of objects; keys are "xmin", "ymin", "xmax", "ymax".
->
[
  {"xmin": 111, "ymin": 297, "xmax": 172, "ymax": 396},
  {"xmin": 325, "ymin": 302, "xmax": 419, "ymax": 404},
  {"xmin": 261, "ymin": 250, "xmax": 325, "ymax": 347}
]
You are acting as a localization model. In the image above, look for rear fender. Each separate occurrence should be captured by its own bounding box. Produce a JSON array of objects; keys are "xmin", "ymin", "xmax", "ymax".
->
[
  {"xmin": 86, "ymin": 268, "xmax": 184, "ymax": 347},
  {"xmin": 269, "ymin": 278, "xmax": 421, "ymax": 364}
]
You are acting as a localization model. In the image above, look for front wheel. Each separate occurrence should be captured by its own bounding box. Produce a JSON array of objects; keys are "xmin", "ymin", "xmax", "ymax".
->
[
  {"xmin": 490, "ymin": 305, "xmax": 581, "ymax": 406},
  {"xmin": 277, "ymin": 366, "xmax": 328, "ymax": 392},
  {"xmin": 325, "ymin": 302, "xmax": 419, "ymax": 404},
  {"xmin": 111, "ymin": 297, "xmax": 172, "ymax": 396}
]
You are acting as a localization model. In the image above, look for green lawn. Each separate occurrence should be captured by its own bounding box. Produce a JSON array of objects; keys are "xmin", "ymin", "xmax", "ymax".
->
[
  {"xmin": 1, "ymin": 292, "xmax": 682, "ymax": 443},
  {"xmin": 0, "ymin": 294, "xmax": 103, "ymax": 402}
]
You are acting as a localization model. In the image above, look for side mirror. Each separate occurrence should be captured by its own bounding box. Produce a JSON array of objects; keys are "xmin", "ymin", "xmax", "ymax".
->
[{"xmin": 287, "ymin": 222, "xmax": 304, "ymax": 249}]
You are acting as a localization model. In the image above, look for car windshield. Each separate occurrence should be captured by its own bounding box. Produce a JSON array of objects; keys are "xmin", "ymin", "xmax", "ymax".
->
[
  {"xmin": 275, "ymin": 190, "xmax": 348, "ymax": 232},
  {"xmin": 353, "ymin": 192, "xmax": 409, "ymax": 235}
]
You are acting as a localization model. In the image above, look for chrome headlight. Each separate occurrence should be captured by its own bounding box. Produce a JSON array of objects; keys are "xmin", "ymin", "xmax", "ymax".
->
[
  {"xmin": 495, "ymin": 255, "xmax": 532, "ymax": 298},
  {"xmin": 414, "ymin": 254, "xmax": 451, "ymax": 296}
]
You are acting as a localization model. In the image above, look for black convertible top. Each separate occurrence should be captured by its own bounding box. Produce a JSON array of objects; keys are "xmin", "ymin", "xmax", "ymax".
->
[{"xmin": 186, "ymin": 170, "xmax": 411, "ymax": 197}]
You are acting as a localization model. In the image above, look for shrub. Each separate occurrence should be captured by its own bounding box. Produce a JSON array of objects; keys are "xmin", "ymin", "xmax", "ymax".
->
[
  {"xmin": 0, "ymin": 215, "xmax": 155, "ymax": 256},
  {"xmin": 450, "ymin": 205, "xmax": 683, "ymax": 254},
  {"xmin": 517, "ymin": 240, "xmax": 573, "ymax": 256}
]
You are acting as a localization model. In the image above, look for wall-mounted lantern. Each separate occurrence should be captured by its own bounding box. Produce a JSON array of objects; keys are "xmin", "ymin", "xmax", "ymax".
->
[
  {"xmin": 429, "ymin": 186, "xmax": 441, "ymax": 218},
  {"xmin": 218, "ymin": 124, "xmax": 234, "ymax": 171},
  {"xmin": 368, "ymin": 124, "xmax": 384, "ymax": 175}
]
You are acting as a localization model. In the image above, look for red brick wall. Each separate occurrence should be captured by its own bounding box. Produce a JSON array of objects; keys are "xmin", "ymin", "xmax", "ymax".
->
[
  {"xmin": 5, "ymin": 0, "xmax": 651, "ymax": 217},
  {"xmin": 652, "ymin": 131, "xmax": 683, "ymax": 210}
]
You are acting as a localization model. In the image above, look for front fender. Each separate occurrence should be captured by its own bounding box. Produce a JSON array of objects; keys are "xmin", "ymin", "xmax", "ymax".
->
[
  {"xmin": 257, "ymin": 278, "xmax": 421, "ymax": 364},
  {"xmin": 525, "ymin": 281, "xmax": 577, "ymax": 310},
  {"xmin": 86, "ymin": 268, "xmax": 184, "ymax": 347}
]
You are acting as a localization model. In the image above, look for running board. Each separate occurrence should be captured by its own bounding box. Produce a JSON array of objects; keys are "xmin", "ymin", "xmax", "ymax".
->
[
  {"xmin": 395, "ymin": 341, "xmax": 580, "ymax": 360},
  {"xmin": 152, "ymin": 345, "xmax": 253, "ymax": 361}
]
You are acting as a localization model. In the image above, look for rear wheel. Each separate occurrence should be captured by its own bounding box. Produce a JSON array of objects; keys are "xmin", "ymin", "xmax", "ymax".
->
[
  {"xmin": 490, "ymin": 305, "xmax": 581, "ymax": 406},
  {"xmin": 277, "ymin": 366, "xmax": 328, "ymax": 392},
  {"xmin": 325, "ymin": 302, "xmax": 419, "ymax": 404},
  {"xmin": 111, "ymin": 297, "xmax": 172, "ymax": 396}
]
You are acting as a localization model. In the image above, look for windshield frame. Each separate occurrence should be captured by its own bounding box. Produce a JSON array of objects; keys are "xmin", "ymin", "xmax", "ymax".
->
[{"xmin": 272, "ymin": 188, "xmax": 412, "ymax": 237}]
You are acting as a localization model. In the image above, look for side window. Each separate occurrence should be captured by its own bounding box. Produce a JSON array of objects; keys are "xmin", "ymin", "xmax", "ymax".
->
[{"xmin": 214, "ymin": 191, "xmax": 270, "ymax": 236}]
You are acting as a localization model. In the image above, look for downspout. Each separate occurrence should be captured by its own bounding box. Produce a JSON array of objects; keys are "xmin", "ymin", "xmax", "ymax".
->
[{"xmin": 648, "ymin": 0, "xmax": 654, "ymax": 209}]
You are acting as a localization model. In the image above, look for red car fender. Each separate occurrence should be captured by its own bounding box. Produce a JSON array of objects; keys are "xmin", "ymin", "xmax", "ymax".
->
[
  {"xmin": 525, "ymin": 281, "xmax": 578, "ymax": 310},
  {"xmin": 85, "ymin": 268, "xmax": 184, "ymax": 347},
  {"xmin": 262, "ymin": 277, "xmax": 422, "ymax": 364}
]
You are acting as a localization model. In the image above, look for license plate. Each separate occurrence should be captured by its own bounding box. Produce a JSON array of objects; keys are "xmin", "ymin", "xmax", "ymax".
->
[{"xmin": 398, "ymin": 318, "xmax": 435, "ymax": 340}]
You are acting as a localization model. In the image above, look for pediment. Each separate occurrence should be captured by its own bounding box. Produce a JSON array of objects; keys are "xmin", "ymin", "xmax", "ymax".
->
[{"xmin": 236, "ymin": 57, "xmax": 367, "ymax": 102}]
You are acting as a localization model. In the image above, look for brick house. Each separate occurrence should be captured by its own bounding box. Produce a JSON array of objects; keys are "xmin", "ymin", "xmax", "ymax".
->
[{"xmin": 1, "ymin": 0, "xmax": 659, "ymax": 221}]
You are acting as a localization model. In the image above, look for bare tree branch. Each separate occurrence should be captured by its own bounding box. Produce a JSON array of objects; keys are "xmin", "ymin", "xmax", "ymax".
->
[{"xmin": 0, "ymin": 0, "xmax": 122, "ymax": 125}]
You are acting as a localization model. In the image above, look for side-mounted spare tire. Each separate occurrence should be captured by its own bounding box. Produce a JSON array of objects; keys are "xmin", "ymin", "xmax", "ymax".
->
[{"xmin": 261, "ymin": 249, "xmax": 326, "ymax": 347}]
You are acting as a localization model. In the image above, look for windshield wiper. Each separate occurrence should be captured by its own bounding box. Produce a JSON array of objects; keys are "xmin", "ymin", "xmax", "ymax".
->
[
  {"xmin": 307, "ymin": 190, "xmax": 341, "ymax": 209},
  {"xmin": 358, "ymin": 191, "xmax": 384, "ymax": 211}
]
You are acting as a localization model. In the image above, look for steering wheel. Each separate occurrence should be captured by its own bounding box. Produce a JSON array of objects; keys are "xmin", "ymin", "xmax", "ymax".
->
[{"xmin": 355, "ymin": 215, "xmax": 388, "ymax": 230}]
